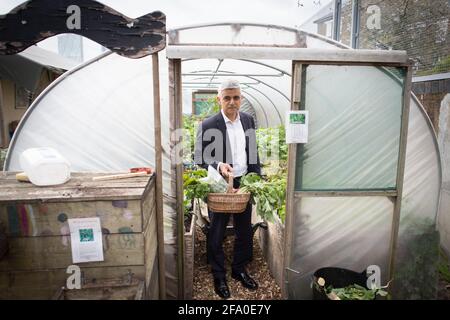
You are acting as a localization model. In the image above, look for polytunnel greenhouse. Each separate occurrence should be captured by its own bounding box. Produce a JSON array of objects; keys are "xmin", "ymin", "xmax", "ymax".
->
[{"xmin": 3, "ymin": 23, "xmax": 442, "ymax": 299}]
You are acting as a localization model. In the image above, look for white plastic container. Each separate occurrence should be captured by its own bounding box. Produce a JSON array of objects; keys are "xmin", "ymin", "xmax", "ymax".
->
[{"xmin": 19, "ymin": 147, "xmax": 71, "ymax": 186}]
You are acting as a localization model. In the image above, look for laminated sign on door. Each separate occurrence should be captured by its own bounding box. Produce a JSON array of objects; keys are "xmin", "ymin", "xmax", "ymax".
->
[{"xmin": 286, "ymin": 111, "xmax": 309, "ymax": 144}]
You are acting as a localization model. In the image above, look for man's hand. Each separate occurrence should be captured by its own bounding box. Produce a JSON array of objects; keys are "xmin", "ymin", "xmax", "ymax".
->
[{"xmin": 219, "ymin": 163, "xmax": 233, "ymax": 179}]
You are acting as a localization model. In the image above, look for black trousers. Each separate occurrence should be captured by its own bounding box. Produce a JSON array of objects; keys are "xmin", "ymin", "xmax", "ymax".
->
[{"xmin": 207, "ymin": 177, "xmax": 253, "ymax": 280}]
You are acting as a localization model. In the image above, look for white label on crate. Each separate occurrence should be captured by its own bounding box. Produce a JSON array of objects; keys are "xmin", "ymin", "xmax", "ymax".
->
[{"xmin": 68, "ymin": 218, "xmax": 104, "ymax": 263}]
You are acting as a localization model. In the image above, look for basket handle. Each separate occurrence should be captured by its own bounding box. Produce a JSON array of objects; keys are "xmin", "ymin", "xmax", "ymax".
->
[{"xmin": 227, "ymin": 174, "xmax": 234, "ymax": 193}]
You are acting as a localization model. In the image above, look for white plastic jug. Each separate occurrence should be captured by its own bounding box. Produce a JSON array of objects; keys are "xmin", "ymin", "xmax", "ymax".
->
[{"xmin": 19, "ymin": 147, "xmax": 71, "ymax": 186}]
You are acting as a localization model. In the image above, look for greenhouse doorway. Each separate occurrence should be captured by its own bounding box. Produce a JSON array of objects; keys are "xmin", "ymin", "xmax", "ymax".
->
[
  {"xmin": 173, "ymin": 56, "xmax": 288, "ymax": 299},
  {"xmin": 167, "ymin": 46, "xmax": 411, "ymax": 299},
  {"xmin": 283, "ymin": 57, "xmax": 413, "ymax": 299}
]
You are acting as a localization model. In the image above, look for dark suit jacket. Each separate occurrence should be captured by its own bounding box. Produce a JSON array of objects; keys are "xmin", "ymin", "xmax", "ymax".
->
[{"xmin": 194, "ymin": 111, "xmax": 261, "ymax": 176}]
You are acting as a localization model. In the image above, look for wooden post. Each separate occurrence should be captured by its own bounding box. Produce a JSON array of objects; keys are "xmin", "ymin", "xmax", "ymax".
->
[
  {"xmin": 0, "ymin": 81, "xmax": 6, "ymax": 148},
  {"xmin": 388, "ymin": 63, "xmax": 413, "ymax": 281},
  {"xmin": 281, "ymin": 61, "xmax": 302, "ymax": 299},
  {"xmin": 168, "ymin": 58, "xmax": 185, "ymax": 299},
  {"xmin": 174, "ymin": 59, "xmax": 185, "ymax": 299},
  {"xmin": 152, "ymin": 52, "xmax": 166, "ymax": 299}
]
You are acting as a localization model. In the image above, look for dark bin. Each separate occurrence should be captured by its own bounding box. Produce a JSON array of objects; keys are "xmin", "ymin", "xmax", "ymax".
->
[{"xmin": 312, "ymin": 267, "xmax": 368, "ymax": 300}]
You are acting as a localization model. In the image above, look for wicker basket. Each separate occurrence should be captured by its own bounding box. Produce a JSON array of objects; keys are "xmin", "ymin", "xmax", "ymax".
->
[{"xmin": 207, "ymin": 175, "xmax": 251, "ymax": 213}]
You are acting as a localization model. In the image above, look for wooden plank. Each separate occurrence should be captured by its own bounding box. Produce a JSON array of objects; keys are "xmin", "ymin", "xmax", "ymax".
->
[
  {"xmin": 258, "ymin": 216, "xmax": 284, "ymax": 287},
  {"xmin": 0, "ymin": 81, "xmax": 6, "ymax": 148},
  {"xmin": 183, "ymin": 214, "xmax": 197, "ymax": 299},
  {"xmin": 141, "ymin": 178, "xmax": 156, "ymax": 232},
  {"xmin": 0, "ymin": 187, "xmax": 146, "ymax": 203},
  {"xmin": 0, "ymin": 0, "xmax": 166, "ymax": 58},
  {"xmin": 144, "ymin": 204, "xmax": 158, "ymax": 299},
  {"xmin": 148, "ymin": 253, "xmax": 160, "ymax": 300},
  {"xmin": 171, "ymin": 57, "xmax": 185, "ymax": 299},
  {"xmin": 0, "ymin": 172, "xmax": 151, "ymax": 189},
  {"xmin": 0, "ymin": 266, "xmax": 145, "ymax": 300},
  {"xmin": 389, "ymin": 64, "xmax": 413, "ymax": 280},
  {"xmin": 282, "ymin": 62, "xmax": 302, "ymax": 299},
  {"xmin": 152, "ymin": 52, "xmax": 166, "ymax": 299},
  {"xmin": 0, "ymin": 200, "xmax": 142, "ymax": 237},
  {"xmin": 166, "ymin": 46, "xmax": 408, "ymax": 64},
  {"xmin": 61, "ymin": 280, "xmax": 144, "ymax": 300},
  {"xmin": 0, "ymin": 233, "xmax": 144, "ymax": 271},
  {"xmin": 294, "ymin": 190, "xmax": 398, "ymax": 198}
]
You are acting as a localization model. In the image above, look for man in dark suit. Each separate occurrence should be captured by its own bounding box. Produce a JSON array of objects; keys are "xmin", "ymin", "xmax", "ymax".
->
[{"xmin": 194, "ymin": 79, "xmax": 261, "ymax": 299}]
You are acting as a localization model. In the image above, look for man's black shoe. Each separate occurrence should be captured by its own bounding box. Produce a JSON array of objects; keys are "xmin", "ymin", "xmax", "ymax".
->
[
  {"xmin": 213, "ymin": 278, "xmax": 231, "ymax": 299},
  {"xmin": 231, "ymin": 271, "xmax": 258, "ymax": 290}
]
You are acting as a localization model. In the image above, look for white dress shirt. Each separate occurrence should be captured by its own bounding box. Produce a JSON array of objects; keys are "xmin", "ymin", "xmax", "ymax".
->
[{"xmin": 218, "ymin": 110, "xmax": 247, "ymax": 177}]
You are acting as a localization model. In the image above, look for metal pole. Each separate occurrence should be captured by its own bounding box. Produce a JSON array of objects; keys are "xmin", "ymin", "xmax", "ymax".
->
[
  {"xmin": 152, "ymin": 52, "xmax": 166, "ymax": 299},
  {"xmin": 333, "ymin": 0, "xmax": 342, "ymax": 41},
  {"xmin": 351, "ymin": 0, "xmax": 360, "ymax": 49}
]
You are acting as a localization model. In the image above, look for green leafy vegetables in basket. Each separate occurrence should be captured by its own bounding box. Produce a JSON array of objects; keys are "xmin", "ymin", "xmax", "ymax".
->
[{"xmin": 183, "ymin": 169, "xmax": 286, "ymax": 222}]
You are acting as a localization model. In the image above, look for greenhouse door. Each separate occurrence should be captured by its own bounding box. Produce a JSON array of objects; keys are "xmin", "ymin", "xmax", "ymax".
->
[{"xmin": 283, "ymin": 56, "xmax": 412, "ymax": 299}]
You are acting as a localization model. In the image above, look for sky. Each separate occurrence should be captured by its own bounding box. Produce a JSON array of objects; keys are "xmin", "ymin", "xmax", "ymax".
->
[{"xmin": 0, "ymin": 0, "xmax": 331, "ymax": 60}]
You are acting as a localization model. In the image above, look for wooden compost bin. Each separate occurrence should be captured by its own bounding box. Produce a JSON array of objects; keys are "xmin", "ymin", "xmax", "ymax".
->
[{"xmin": 0, "ymin": 173, "xmax": 159, "ymax": 300}]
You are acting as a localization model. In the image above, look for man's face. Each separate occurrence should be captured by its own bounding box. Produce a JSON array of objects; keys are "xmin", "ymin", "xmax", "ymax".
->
[{"xmin": 217, "ymin": 88, "xmax": 241, "ymax": 118}]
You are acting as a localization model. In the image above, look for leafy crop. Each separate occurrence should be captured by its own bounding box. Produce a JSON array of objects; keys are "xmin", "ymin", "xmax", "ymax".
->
[
  {"xmin": 240, "ymin": 173, "xmax": 286, "ymax": 222},
  {"xmin": 325, "ymin": 284, "xmax": 388, "ymax": 300}
]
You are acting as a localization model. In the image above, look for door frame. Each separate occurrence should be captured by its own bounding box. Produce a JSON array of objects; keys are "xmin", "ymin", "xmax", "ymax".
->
[
  {"xmin": 166, "ymin": 46, "xmax": 410, "ymax": 299},
  {"xmin": 282, "ymin": 58, "xmax": 412, "ymax": 298}
]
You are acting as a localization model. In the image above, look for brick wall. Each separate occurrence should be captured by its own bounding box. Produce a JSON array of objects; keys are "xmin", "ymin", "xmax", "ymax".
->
[
  {"xmin": 339, "ymin": 0, "xmax": 353, "ymax": 46},
  {"xmin": 336, "ymin": 0, "xmax": 450, "ymax": 130},
  {"xmin": 413, "ymin": 78, "xmax": 450, "ymax": 131},
  {"xmin": 415, "ymin": 91, "xmax": 447, "ymax": 132},
  {"xmin": 339, "ymin": 0, "xmax": 450, "ymax": 76}
]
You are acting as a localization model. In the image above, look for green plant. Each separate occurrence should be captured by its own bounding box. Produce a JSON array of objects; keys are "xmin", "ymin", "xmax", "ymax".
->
[
  {"xmin": 0, "ymin": 148, "xmax": 7, "ymax": 171},
  {"xmin": 183, "ymin": 169, "xmax": 209, "ymax": 216},
  {"xmin": 325, "ymin": 284, "xmax": 388, "ymax": 300},
  {"xmin": 240, "ymin": 173, "xmax": 286, "ymax": 222},
  {"xmin": 438, "ymin": 248, "xmax": 450, "ymax": 283},
  {"xmin": 392, "ymin": 218, "xmax": 440, "ymax": 299}
]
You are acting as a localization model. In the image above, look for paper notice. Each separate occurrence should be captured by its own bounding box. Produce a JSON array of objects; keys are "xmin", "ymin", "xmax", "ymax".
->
[
  {"xmin": 68, "ymin": 217, "xmax": 104, "ymax": 263},
  {"xmin": 286, "ymin": 111, "xmax": 309, "ymax": 144}
]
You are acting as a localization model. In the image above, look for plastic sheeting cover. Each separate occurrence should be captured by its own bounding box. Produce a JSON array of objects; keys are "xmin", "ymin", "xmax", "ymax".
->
[
  {"xmin": 4, "ymin": 23, "xmax": 442, "ymax": 299},
  {"xmin": 296, "ymin": 65, "xmax": 403, "ymax": 190}
]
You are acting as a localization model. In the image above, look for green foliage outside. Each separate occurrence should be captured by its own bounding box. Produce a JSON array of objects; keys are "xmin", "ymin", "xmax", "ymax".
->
[
  {"xmin": 392, "ymin": 218, "xmax": 440, "ymax": 299},
  {"xmin": 416, "ymin": 55, "xmax": 450, "ymax": 76},
  {"xmin": 183, "ymin": 98, "xmax": 220, "ymax": 166},
  {"xmin": 438, "ymin": 248, "xmax": 450, "ymax": 283}
]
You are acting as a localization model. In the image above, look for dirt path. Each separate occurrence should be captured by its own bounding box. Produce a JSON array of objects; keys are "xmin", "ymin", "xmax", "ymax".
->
[{"xmin": 192, "ymin": 225, "xmax": 282, "ymax": 300}]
